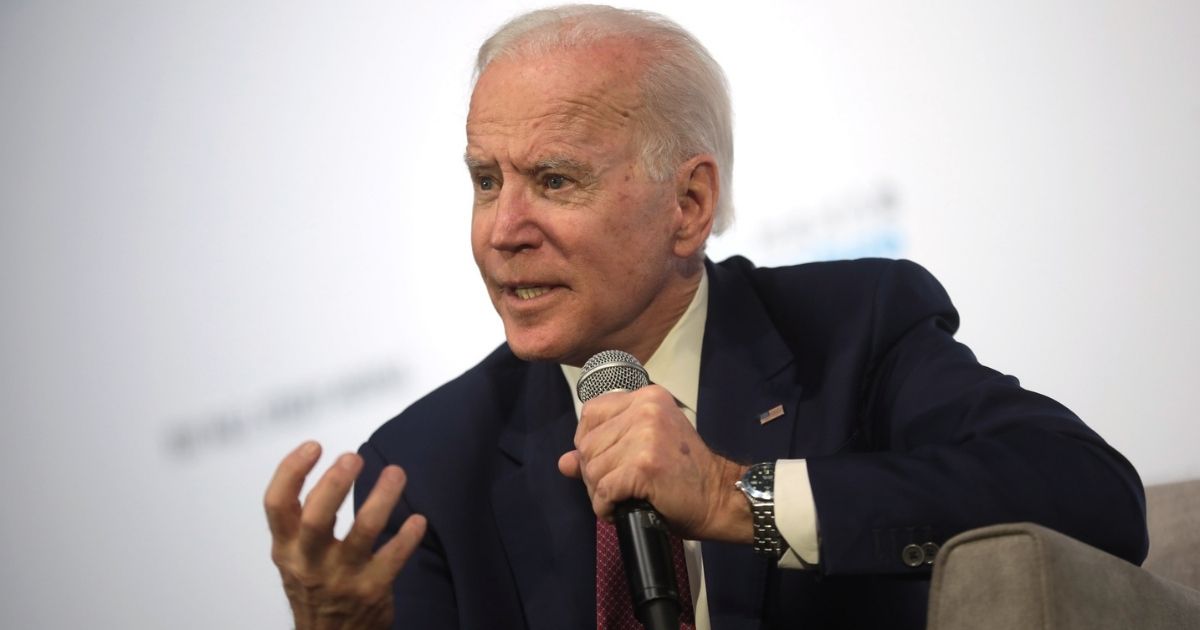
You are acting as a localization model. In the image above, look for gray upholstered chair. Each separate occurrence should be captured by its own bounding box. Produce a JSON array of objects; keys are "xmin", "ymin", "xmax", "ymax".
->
[{"xmin": 926, "ymin": 480, "xmax": 1200, "ymax": 630}]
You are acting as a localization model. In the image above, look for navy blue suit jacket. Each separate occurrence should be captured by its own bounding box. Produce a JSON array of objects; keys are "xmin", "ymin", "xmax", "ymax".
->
[{"xmin": 356, "ymin": 256, "xmax": 1148, "ymax": 629}]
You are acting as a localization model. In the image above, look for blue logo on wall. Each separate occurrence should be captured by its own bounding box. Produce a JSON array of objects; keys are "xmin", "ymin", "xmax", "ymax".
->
[{"xmin": 748, "ymin": 181, "xmax": 905, "ymax": 265}]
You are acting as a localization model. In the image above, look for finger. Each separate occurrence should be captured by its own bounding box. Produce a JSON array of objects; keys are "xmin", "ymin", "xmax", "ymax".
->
[
  {"xmin": 557, "ymin": 450, "xmax": 582, "ymax": 479},
  {"xmin": 582, "ymin": 439, "xmax": 639, "ymax": 517},
  {"xmin": 580, "ymin": 437, "xmax": 625, "ymax": 489},
  {"xmin": 264, "ymin": 441, "xmax": 322, "ymax": 541},
  {"xmin": 590, "ymin": 470, "xmax": 619, "ymax": 521},
  {"xmin": 641, "ymin": 384, "xmax": 679, "ymax": 410},
  {"xmin": 297, "ymin": 452, "xmax": 363, "ymax": 558},
  {"xmin": 576, "ymin": 390, "xmax": 633, "ymax": 446},
  {"xmin": 342, "ymin": 465, "xmax": 408, "ymax": 563},
  {"xmin": 583, "ymin": 441, "xmax": 630, "ymax": 520},
  {"xmin": 575, "ymin": 404, "xmax": 635, "ymax": 465},
  {"xmin": 591, "ymin": 462, "xmax": 653, "ymax": 522},
  {"xmin": 588, "ymin": 421, "xmax": 676, "ymax": 515},
  {"xmin": 368, "ymin": 513, "xmax": 428, "ymax": 582}
]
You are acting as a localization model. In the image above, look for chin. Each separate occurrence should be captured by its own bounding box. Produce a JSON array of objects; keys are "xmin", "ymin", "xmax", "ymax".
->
[
  {"xmin": 504, "ymin": 330, "xmax": 569, "ymax": 364},
  {"xmin": 504, "ymin": 330, "xmax": 597, "ymax": 366},
  {"xmin": 506, "ymin": 344, "xmax": 558, "ymax": 362}
]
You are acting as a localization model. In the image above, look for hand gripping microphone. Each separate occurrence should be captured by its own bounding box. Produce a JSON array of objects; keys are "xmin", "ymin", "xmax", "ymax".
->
[{"xmin": 577, "ymin": 350, "xmax": 682, "ymax": 630}]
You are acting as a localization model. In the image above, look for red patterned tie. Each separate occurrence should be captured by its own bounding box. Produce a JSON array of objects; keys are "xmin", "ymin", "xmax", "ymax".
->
[{"xmin": 596, "ymin": 517, "xmax": 696, "ymax": 630}]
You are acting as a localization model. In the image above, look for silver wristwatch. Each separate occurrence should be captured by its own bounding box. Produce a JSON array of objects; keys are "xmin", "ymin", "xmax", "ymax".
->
[{"xmin": 735, "ymin": 461, "xmax": 785, "ymax": 558}]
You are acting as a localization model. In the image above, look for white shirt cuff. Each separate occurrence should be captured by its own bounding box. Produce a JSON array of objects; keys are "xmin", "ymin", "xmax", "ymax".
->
[{"xmin": 773, "ymin": 458, "xmax": 820, "ymax": 568}]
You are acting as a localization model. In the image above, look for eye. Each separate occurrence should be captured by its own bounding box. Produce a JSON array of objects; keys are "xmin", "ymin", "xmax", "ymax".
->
[
  {"xmin": 478, "ymin": 175, "xmax": 497, "ymax": 191},
  {"xmin": 545, "ymin": 174, "xmax": 567, "ymax": 190}
]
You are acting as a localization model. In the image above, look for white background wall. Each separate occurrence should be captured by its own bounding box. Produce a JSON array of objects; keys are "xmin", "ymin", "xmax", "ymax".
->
[{"xmin": 1, "ymin": 1, "xmax": 1196, "ymax": 627}]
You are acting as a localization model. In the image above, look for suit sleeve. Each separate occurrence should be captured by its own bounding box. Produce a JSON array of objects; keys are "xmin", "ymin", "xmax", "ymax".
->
[
  {"xmin": 355, "ymin": 440, "xmax": 461, "ymax": 629},
  {"xmin": 804, "ymin": 260, "xmax": 1148, "ymax": 575}
]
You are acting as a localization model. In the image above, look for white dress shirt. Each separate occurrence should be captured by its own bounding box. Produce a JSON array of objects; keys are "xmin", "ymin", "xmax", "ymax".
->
[{"xmin": 560, "ymin": 268, "xmax": 820, "ymax": 630}]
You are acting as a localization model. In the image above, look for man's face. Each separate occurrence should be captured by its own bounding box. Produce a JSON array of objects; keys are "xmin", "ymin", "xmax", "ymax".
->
[{"xmin": 466, "ymin": 44, "xmax": 692, "ymax": 366}]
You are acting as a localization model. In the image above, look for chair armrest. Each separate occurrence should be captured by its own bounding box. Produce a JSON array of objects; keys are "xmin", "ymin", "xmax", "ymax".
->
[{"xmin": 926, "ymin": 522, "xmax": 1200, "ymax": 630}]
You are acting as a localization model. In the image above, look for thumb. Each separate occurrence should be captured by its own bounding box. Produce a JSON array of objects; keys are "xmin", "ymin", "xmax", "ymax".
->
[{"xmin": 557, "ymin": 450, "xmax": 582, "ymax": 479}]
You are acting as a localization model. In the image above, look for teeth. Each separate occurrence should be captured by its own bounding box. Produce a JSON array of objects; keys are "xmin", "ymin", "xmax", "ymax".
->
[{"xmin": 515, "ymin": 286, "xmax": 550, "ymax": 300}]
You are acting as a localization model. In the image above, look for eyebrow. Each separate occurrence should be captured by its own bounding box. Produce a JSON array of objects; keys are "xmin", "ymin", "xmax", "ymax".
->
[
  {"xmin": 532, "ymin": 156, "xmax": 591, "ymax": 174},
  {"xmin": 463, "ymin": 153, "xmax": 490, "ymax": 171},
  {"xmin": 463, "ymin": 152, "xmax": 593, "ymax": 177}
]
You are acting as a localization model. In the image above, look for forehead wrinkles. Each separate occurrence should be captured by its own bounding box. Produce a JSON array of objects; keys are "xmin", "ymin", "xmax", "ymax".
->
[
  {"xmin": 553, "ymin": 89, "xmax": 640, "ymax": 131},
  {"xmin": 468, "ymin": 93, "xmax": 641, "ymax": 157},
  {"xmin": 467, "ymin": 52, "xmax": 646, "ymax": 163}
]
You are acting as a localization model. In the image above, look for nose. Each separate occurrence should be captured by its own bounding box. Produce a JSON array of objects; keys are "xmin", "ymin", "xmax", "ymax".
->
[{"xmin": 487, "ymin": 182, "xmax": 543, "ymax": 252}]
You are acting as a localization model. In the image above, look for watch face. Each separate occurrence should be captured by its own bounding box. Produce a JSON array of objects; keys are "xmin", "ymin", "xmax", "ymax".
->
[
  {"xmin": 746, "ymin": 484, "xmax": 772, "ymax": 501},
  {"xmin": 738, "ymin": 473, "xmax": 773, "ymax": 502}
]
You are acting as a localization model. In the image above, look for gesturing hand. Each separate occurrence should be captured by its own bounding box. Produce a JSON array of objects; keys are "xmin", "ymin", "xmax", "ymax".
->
[
  {"xmin": 556, "ymin": 385, "xmax": 751, "ymax": 543},
  {"xmin": 264, "ymin": 441, "xmax": 427, "ymax": 630}
]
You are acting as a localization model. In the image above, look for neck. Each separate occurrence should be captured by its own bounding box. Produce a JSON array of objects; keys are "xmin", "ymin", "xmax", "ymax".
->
[{"xmin": 612, "ymin": 261, "xmax": 705, "ymax": 367}]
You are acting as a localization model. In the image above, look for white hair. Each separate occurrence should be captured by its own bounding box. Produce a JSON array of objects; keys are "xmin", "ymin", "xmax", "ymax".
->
[{"xmin": 474, "ymin": 4, "xmax": 735, "ymax": 235}]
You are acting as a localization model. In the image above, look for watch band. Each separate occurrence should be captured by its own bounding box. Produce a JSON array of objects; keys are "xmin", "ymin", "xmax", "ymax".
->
[{"xmin": 735, "ymin": 462, "xmax": 785, "ymax": 558}]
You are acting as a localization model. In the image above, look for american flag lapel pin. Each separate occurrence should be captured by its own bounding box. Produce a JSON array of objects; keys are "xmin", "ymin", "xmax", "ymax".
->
[{"xmin": 758, "ymin": 404, "xmax": 785, "ymax": 425}]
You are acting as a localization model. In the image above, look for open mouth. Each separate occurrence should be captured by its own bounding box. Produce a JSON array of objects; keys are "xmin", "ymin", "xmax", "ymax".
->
[{"xmin": 514, "ymin": 286, "xmax": 552, "ymax": 300}]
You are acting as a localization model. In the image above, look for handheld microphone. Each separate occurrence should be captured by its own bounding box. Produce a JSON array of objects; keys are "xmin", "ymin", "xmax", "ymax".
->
[{"xmin": 577, "ymin": 350, "xmax": 682, "ymax": 630}]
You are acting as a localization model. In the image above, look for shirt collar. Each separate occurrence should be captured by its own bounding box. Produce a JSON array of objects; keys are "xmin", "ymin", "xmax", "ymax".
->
[{"xmin": 560, "ymin": 267, "xmax": 709, "ymax": 420}]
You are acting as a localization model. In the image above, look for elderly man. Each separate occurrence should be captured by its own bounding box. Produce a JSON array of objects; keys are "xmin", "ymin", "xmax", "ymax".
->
[{"xmin": 265, "ymin": 5, "xmax": 1148, "ymax": 629}]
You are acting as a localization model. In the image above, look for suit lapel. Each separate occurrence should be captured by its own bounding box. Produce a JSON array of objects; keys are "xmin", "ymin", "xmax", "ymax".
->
[
  {"xmin": 491, "ymin": 361, "xmax": 594, "ymax": 630},
  {"xmin": 488, "ymin": 259, "xmax": 809, "ymax": 630},
  {"xmin": 698, "ymin": 259, "xmax": 805, "ymax": 630}
]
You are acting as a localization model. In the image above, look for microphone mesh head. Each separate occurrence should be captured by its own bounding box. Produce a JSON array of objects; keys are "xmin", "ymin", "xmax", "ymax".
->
[{"xmin": 577, "ymin": 350, "xmax": 649, "ymax": 402}]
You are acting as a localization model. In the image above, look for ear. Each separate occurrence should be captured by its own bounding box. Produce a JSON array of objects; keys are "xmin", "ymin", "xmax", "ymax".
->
[{"xmin": 671, "ymin": 153, "xmax": 719, "ymax": 259}]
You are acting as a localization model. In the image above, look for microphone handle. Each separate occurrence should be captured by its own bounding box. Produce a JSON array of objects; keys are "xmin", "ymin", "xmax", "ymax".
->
[{"xmin": 613, "ymin": 500, "xmax": 681, "ymax": 630}]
